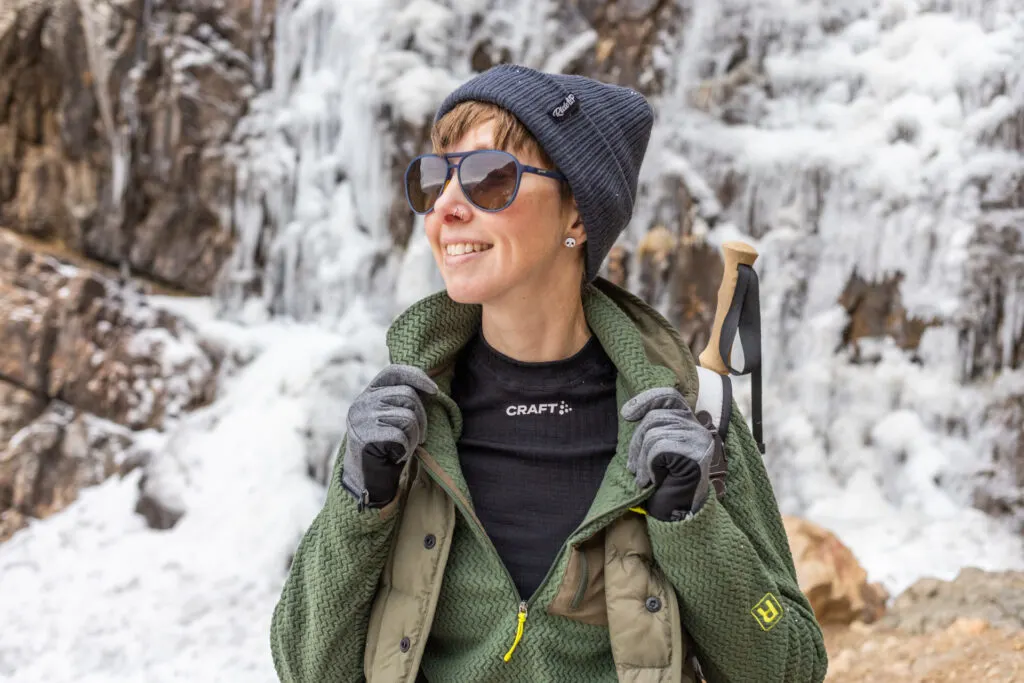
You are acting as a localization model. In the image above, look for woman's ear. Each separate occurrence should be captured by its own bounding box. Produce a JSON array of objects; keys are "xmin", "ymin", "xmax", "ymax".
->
[
  {"xmin": 566, "ymin": 203, "xmax": 587, "ymax": 245},
  {"xmin": 573, "ymin": 220, "xmax": 587, "ymax": 245}
]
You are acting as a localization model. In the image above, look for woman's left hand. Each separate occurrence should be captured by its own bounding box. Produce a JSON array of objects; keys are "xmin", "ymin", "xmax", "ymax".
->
[{"xmin": 621, "ymin": 387, "xmax": 717, "ymax": 521}]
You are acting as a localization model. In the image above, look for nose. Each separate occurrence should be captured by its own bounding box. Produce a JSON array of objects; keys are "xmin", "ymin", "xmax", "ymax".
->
[{"xmin": 432, "ymin": 173, "xmax": 472, "ymax": 224}]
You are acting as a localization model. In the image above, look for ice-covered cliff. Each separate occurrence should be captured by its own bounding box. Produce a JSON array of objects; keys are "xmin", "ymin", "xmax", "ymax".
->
[
  {"xmin": 1, "ymin": 1, "xmax": 1022, "ymax": 681},
  {"xmin": 226, "ymin": 0, "xmax": 1024, "ymax": 587}
]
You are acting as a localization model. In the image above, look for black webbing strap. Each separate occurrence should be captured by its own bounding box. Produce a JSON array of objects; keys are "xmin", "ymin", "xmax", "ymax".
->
[{"xmin": 717, "ymin": 264, "xmax": 765, "ymax": 455}]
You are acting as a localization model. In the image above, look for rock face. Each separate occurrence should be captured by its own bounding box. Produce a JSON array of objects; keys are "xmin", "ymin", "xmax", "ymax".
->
[
  {"xmin": 0, "ymin": 230, "xmax": 218, "ymax": 541},
  {"xmin": 0, "ymin": 0, "xmax": 270, "ymax": 541},
  {"xmin": 566, "ymin": 0, "xmax": 683, "ymax": 95},
  {"xmin": 0, "ymin": 0, "xmax": 274, "ymax": 294},
  {"xmin": 784, "ymin": 516, "xmax": 889, "ymax": 625}
]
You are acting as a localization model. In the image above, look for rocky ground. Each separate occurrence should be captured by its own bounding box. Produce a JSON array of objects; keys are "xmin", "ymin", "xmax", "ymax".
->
[
  {"xmin": 824, "ymin": 569, "xmax": 1024, "ymax": 682},
  {"xmin": 825, "ymin": 620, "xmax": 1024, "ymax": 682},
  {"xmin": 785, "ymin": 518, "xmax": 1024, "ymax": 682}
]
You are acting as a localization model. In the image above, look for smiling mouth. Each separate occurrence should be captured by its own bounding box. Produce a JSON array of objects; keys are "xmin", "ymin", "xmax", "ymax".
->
[{"xmin": 445, "ymin": 242, "xmax": 493, "ymax": 256}]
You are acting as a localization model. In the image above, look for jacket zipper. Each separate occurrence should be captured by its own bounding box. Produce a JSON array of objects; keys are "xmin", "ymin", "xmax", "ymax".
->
[
  {"xmin": 419, "ymin": 450, "xmax": 651, "ymax": 661},
  {"xmin": 417, "ymin": 455, "xmax": 532, "ymax": 660},
  {"xmin": 501, "ymin": 602, "xmax": 528, "ymax": 661}
]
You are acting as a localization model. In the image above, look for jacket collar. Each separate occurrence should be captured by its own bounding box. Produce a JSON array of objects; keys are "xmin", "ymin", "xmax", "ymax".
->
[{"xmin": 385, "ymin": 278, "xmax": 699, "ymax": 529}]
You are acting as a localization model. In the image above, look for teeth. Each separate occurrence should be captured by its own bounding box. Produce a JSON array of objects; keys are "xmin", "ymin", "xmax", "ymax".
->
[{"xmin": 445, "ymin": 243, "xmax": 492, "ymax": 256}]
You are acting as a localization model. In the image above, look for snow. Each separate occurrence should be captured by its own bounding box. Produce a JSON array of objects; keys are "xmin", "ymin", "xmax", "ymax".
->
[
  {"xmin": 0, "ymin": 299, "xmax": 388, "ymax": 682},
  {"xmin": 3, "ymin": 0, "xmax": 1024, "ymax": 680}
]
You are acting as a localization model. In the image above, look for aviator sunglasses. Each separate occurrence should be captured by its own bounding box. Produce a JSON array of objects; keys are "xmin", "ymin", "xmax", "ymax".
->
[{"xmin": 404, "ymin": 149, "xmax": 567, "ymax": 215}]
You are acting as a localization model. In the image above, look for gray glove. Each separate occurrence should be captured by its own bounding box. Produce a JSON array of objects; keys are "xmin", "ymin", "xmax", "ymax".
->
[
  {"xmin": 621, "ymin": 387, "xmax": 716, "ymax": 520},
  {"xmin": 341, "ymin": 364, "xmax": 438, "ymax": 508}
]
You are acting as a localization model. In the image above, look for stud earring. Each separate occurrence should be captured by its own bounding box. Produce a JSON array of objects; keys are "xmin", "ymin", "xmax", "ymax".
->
[{"xmin": 564, "ymin": 237, "xmax": 577, "ymax": 248}]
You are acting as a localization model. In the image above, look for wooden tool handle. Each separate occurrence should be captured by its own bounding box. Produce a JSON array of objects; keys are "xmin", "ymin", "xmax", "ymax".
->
[{"xmin": 698, "ymin": 241, "xmax": 759, "ymax": 375}]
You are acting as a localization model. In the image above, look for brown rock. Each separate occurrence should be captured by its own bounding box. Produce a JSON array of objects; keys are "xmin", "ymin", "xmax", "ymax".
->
[
  {"xmin": 689, "ymin": 59, "xmax": 763, "ymax": 114},
  {"xmin": 838, "ymin": 269, "xmax": 939, "ymax": 359},
  {"xmin": 947, "ymin": 617, "xmax": 991, "ymax": 636},
  {"xmin": 784, "ymin": 516, "xmax": 889, "ymax": 625},
  {"xmin": 14, "ymin": 146, "xmax": 70, "ymax": 239},
  {"xmin": 605, "ymin": 244, "xmax": 630, "ymax": 288},
  {"xmin": 884, "ymin": 568, "xmax": 1024, "ymax": 634},
  {"xmin": 637, "ymin": 225, "xmax": 676, "ymax": 267},
  {"xmin": 1, "ymin": 231, "xmax": 218, "ymax": 429},
  {"xmin": 0, "ymin": 0, "xmax": 274, "ymax": 294},
  {"xmin": 46, "ymin": 275, "xmax": 217, "ymax": 430},
  {"xmin": 0, "ymin": 281, "xmax": 56, "ymax": 394},
  {"xmin": 0, "ymin": 401, "xmax": 138, "ymax": 542},
  {"xmin": 635, "ymin": 225, "xmax": 676, "ymax": 305},
  {"xmin": 0, "ymin": 508, "xmax": 27, "ymax": 542},
  {"xmin": 669, "ymin": 235, "xmax": 723, "ymax": 354},
  {"xmin": 0, "ymin": 382, "xmax": 47, "ymax": 445},
  {"xmin": 0, "ymin": 230, "xmax": 219, "ymax": 540},
  {"xmin": 629, "ymin": 217, "xmax": 722, "ymax": 357},
  {"xmin": 574, "ymin": 0, "xmax": 681, "ymax": 95},
  {"xmin": 825, "ymin": 602, "xmax": 1024, "ymax": 682},
  {"xmin": 0, "ymin": 382, "xmax": 48, "ymax": 531}
]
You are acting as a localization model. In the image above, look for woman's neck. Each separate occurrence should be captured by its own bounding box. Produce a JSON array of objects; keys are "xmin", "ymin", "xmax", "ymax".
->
[{"xmin": 480, "ymin": 288, "xmax": 590, "ymax": 363}]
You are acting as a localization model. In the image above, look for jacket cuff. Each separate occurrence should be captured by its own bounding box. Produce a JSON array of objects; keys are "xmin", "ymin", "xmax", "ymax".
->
[
  {"xmin": 334, "ymin": 465, "xmax": 404, "ymax": 526},
  {"xmin": 645, "ymin": 488, "xmax": 722, "ymax": 545}
]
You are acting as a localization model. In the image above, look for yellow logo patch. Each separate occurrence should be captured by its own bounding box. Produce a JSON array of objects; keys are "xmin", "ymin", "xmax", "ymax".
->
[{"xmin": 751, "ymin": 593, "xmax": 784, "ymax": 631}]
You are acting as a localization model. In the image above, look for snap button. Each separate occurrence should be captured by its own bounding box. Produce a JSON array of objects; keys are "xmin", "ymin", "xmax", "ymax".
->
[
  {"xmin": 423, "ymin": 533, "xmax": 436, "ymax": 550},
  {"xmin": 645, "ymin": 596, "xmax": 662, "ymax": 613},
  {"xmin": 399, "ymin": 636, "xmax": 411, "ymax": 653}
]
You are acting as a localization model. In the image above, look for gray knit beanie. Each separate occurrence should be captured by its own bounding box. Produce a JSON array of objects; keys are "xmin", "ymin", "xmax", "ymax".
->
[{"xmin": 434, "ymin": 64, "xmax": 654, "ymax": 281}]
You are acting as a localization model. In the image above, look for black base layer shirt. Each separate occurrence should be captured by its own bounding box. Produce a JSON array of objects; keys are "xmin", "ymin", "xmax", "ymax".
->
[{"xmin": 449, "ymin": 332, "xmax": 618, "ymax": 599}]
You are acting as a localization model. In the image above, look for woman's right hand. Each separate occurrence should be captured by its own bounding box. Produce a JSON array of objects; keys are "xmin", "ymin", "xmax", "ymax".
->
[{"xmin": 340, "ymin": 364, "xmax": 438, "ymax": 508}]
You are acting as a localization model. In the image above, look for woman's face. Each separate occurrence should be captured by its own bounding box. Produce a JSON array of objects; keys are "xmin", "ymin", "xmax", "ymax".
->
[{"xmin": 423, "ymin": 120, "xmax": 582, "ymax": 306}]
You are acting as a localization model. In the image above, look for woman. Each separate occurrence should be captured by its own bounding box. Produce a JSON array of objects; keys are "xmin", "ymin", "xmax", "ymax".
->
[{"xmin": 270, "ymin": 64, "xmax": 827, "ymax": 683}]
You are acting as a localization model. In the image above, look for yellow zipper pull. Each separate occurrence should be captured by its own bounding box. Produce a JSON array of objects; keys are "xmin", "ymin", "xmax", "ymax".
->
[{"xmin": 502, "ymin": 601, "xmax": 529, "ymax": 662}]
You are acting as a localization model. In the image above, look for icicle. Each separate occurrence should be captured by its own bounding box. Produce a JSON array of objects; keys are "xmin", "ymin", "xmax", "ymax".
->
[{"xmin": 222, "ymin": 0, "xmax": 573, "ymax": 322}]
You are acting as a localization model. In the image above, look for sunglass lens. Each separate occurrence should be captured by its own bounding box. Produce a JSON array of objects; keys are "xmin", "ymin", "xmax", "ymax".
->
[
  {"xmin": 460, "ymin": 151, "xmax": 518, "ymax": 211},
  {"xmin": 406, "ymin": 156, "xmax": 449, "ymax": 213}
]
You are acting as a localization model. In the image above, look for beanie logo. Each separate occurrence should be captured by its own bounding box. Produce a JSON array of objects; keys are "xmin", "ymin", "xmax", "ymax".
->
[{"xmin": 550, "ymin": 93, "xmax": 580, "ymax": 121}]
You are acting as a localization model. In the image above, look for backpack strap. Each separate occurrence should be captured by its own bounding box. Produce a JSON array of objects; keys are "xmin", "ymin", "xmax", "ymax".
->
[{"xmin": 695, "ymin": 365, "xmax": 732, "ymax": 498}]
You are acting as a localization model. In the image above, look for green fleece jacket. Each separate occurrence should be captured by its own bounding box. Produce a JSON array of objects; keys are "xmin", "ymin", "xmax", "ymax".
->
[{"xmin": 270, "ymin": 279, "xmax": 827, "ymax": 682}]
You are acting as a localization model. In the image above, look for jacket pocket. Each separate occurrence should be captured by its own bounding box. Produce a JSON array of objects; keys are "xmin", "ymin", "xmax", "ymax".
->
[{"xmin": 546, "ymin": 532, "xmax": 608, "ymax": 626}]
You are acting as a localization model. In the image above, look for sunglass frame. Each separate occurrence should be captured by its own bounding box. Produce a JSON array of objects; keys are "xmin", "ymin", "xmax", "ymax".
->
[{"xmin": 404, "ymin": 149, "xmax": 567, "ymax": 215}]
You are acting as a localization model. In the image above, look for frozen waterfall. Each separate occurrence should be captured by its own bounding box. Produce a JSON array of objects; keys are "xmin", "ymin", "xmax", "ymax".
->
[
  {"xmin": 1, "ymin": 2, "xmax": 1021, "ymax": 682},
  {"xmin": 223, "ymin": 0, "xmax": 1024, "ymax": 592}
]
